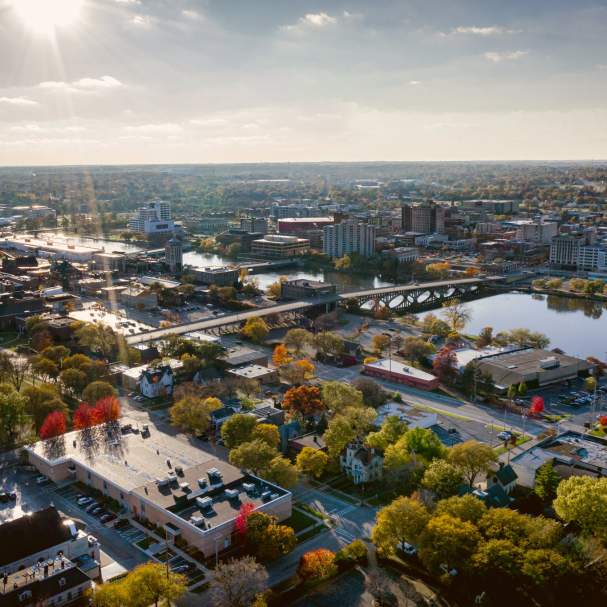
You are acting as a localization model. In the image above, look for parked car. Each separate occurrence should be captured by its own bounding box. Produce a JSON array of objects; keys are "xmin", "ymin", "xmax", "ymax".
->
[
  {"xmin": 171, "ymin": 564, "xmax": 191, "ymax": 573},
  {"xmin": 497, "ymin": 431, "xmax": 513, "ymax": 441},
  {"xmin": 86, "ymin": 502, "xmax": 99, "ymax": 513},
  {"xmin": 100, "ymin": 513, "xmax": 116, "ymax": 523},
  {"xmin": 77, "ymin": 497, "xmax": 93, "ymax": 506},
  {"xmin": 36, "ymin": 475, "xmax": 49, "ymax": 485}
]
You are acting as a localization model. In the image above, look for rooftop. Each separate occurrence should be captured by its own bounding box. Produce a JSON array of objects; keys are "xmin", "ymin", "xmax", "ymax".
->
[
  {"xmin": 364, "ymin": 358, "xmax": 438, "ymax": 382},
  {"xmin": 227, "ymin": 364, "xmax": 275, "ymax": 380}
]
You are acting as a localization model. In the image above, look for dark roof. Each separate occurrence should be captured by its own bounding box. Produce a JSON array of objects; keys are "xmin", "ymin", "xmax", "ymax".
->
[
  {"xmin": 1, "ymin": 566, "xmax": 90, "ymax": 607},
  {"xmin": 494, "ymin": 464, "xmax": 518, "ymax": 486},
  {"xmin": 484, "ymin": 484, "xmax": 512, "ymax": 508},
  {"xmin": 0, "ymin": 508, "xmax": 75, "ymax": 567}
]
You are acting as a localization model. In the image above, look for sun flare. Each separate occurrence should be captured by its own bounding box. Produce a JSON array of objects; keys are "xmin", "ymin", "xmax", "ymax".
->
[{"xmin": 11, "ymin": 0, "xmax": 84, "ymax": 36}]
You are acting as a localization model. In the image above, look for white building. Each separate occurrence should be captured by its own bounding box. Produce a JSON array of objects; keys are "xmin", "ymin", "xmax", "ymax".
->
[
  {"xmin": 323, "ymin": 220, "xmax": 376, "ymax": 258},
  {"xmin": 340, "ymin": 440, "xmax": 383, "ymax": 484},
  {"xmin": 549, "ymin": 230, "xmax": 596, "ymax": 268},
  {"xmin": 165, "ymin": 238, "xmax": 183, "ymax": 273},
  {"xmin": 512, "ymin": 220, "xmax": 558, "ymax": 244},
  {"xmin": 128, "ymin": 200, "xmax": 175, "ymax": 235},
  {"xmin": 577, "ymin": 245, "xmax": 607, "ymax": 272},
  {"xmin": 382, "ymin": 247, "xmax": 419, "ymax": 263}
]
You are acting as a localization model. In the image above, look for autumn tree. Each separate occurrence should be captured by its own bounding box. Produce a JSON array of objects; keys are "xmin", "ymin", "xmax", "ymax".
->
[
  {"xmin": 296, "ymin": 447, "xmax": 329, "ymax": 479},
  {"xmin": 252, "ymin": 423, "xmax": 280, "ymax": 449},
  {"xmin": 279, "ymin": 359, "xmax": 316, "ymax": 385},
  {"xmin": 93, "ymin": 396, "xmax": 121, "ymax": 423},
  {"xmin": 221, "ymin": 413, "xmax": 258, "ymax": 449},
  {"xmin": 323, "ymin": 406, "xmax": 376, "ymax": 459},
  {"xmin": 321, "ymin": 381, "xmax": 363, "ymax": 414},
  {"xmin": 272, "ymin": 344, "xmax": 292, "ymax": 367},
  {"xmin": 352, "ymin": 378, "xmax": 389, "ymax": 407},
  {"xmin": 229, "ymin": 440, "xmax": 278, "ymax": 474},
  {"xmin": 554, "ymin": 476, "xmax": 607, "ymax": 538},
  {"xmin": 283, "ymin": 328, "xmax": 313, "ymax": 356},
  {"xmin": 241, "ymin": 317, "xmax": 269, "ymax": 343},
  {"xmin": 297, "ymin": 549, "xmax": 337, "ymax": 581},
  {"xmin": 82, "ymin": 381, "xmax": 116, "ymax": 404},
  {"xmin": 313, "ymin": 331, "xmax": 344, "ymax": 358},
  {"xmin": 282, "ymin": 385, "xmax": 324, "ymax": 419},
  {"xmin": 73, "ymin": 403, "xmax": 96, "ymax": 430},
  {"xmin": 39, "ymin": 410, "xmax": 67, "ymax": 439},
  {"xmin": 448, "ymin": 440, "xmax": 497, "ymax": 488},
  {"xmin": 372, "ymin": 334, "xmax": 391, "ymax": 355},
  {"xmin": 435, "ymin": 494, "xmax": 487, "ymax": 524},
  {"xmin": 477, "ymin": 326, "xmax": 494, "ymax": 347},
  {"xmin": 422, "ymin": 460, "xmax": 465, "ymax": 500},
  {"xmin": 400, "ymin": 337, "xmax": 434, "ymax": 362},
  {"xmin": 263, "ymin": 455, "xmax": 298, "ymax": 488},
  {"xmin": 170, "ymin": 396, "xmax": 222, "ymax": 435},
  {"xmin": 432, "ymin": 346, "xmax": 458, "ymax": 383},
  {"xmin": 210, "ymin": 557, "xmax": 268, "ymax": 607},
  {"xmin": 365, "ymin": 416, "xmax": 408, "ymax": 452},
  {"xmin": 441, "ymin": 299, "xmax": 471, "ymax": 332},
  {"xmin": 245, "ymin": 512, "xmax": 296, "ymax": 561}
]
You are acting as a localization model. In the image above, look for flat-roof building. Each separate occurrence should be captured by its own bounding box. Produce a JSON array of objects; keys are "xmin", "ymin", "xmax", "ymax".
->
[
  {"xmin": 250, "ymin": 235, "xmax": 309, "ymax": 259},
  {"xmin": 362, "ymin": 358, "xmax": 439, "ymax": 390}
]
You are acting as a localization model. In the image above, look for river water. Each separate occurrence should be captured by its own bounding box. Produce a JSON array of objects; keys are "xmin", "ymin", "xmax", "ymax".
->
[{"xmin": 436, "ymin": 292, "xmax": 607, "ymax": 360}]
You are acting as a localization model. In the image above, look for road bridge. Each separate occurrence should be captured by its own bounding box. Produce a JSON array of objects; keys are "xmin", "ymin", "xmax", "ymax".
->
[{"xmin": 125, "ymin": 276, "xmax": 501, "ymax": 345}]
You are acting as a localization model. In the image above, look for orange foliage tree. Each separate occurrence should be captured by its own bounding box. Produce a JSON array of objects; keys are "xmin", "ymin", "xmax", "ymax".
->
[
  {"xmin": 272, "ymin": 344, "xmax": 293, "ymax": 367},
  {"xmin": 282, "ymin": 385, "xmax": 324, "ymax": 418},
  {"xmin": 93, "ymin": 396, "xmax": 121, "ymax": 423},
  {"xmin": 72, "ymin": 403, "xmax": 95, "ymax": 430},
  {"xmin": 39, "ymin": 411, "xmax": 67, "ymax": 439},
  {"xmin": 297, "ymin": 548, "xmax": 337, "ymax": 581}
]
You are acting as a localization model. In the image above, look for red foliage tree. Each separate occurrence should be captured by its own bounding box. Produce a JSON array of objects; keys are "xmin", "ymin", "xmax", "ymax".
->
[
  {"xmin": 93, "ymin": 396, "xmax": 121, "ymax": 424},
  {"xmin": 599, "ymin": 416, "xmax": 607, "ymax": 427},
  {"xmin": 234, "ymin": 502, "xmax": 255, "ymax": 536},
  {"xmin": 530, "ymin": 395, "xmax": 545, "ymax": 415},
  {"xmin": 432, "ymin": 346, "xmax": 458, "ymax": 383},
  {"xmin": 282, "ymin": 385, "xmax": 324, "ymax": 418},
  {"xmin": 297, "ymin": 548, "xmax": 337, "ymax": 581},
  {"xmin": 73, "ymin": 403, "xmax": 95, "ymax": 430},
  {"xmin": 39, "ymin": 411, "xmax": 67, "ymax": 440}
]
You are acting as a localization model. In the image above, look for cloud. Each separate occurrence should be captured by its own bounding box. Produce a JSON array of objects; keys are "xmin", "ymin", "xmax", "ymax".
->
[
  {"xmin": 10, "ymin": 124, "xmax": 86, "ymax": 133},
  {"xmin": 484, "ymin": 50, "xmax": 528, "ymax": 63},
  {"xmin": 282, "ymin": 12, "xmax": 338, "ymax": 32},
  {"xmin": 124, "ymin": 123, "xmax": 183, "ymax": 134},
  {"xmin": 39, "ymin": 76, "xmax": 124, "ymax": 93},
  {"xmin": 409, "ymin": 80, "xmax": 421, "ymax": 85},
  {"xmin": 114, "ymin": 0, "xmax": 141, "ymax": 4},
  {"xmin": 0, "ymin": 96, "xmax": 39, "ymax": 106},
  {"xmin": 450, "ymin": 26, "xmax": 519, "ymax": 36},
  {"xmin": 182, "ymin": 9, "xmax": 203, "ymax": 21},
  {"xmin": 130, "ymin": 14, "xmax": 154, "ymax": 27},
  {"xmin": 190, "ymin": 118, "xmax": 229, "ymax": 127}
]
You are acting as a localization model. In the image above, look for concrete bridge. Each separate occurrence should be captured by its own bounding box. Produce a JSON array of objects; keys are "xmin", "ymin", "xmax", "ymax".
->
[{"xmin": 124, "ymin": 276, "xmax": 502, "ymax": 345}]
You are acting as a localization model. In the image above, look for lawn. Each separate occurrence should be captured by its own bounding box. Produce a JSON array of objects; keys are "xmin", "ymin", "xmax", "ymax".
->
[
  {"xmin": 328, "ymin": 474, "xmax": 392, "ymax": 504},
  {"xmin": 285, "ymin": 508, "xmax": 318, "ymax": 533},
  {"xmin": 296, "ymin": 524, "xmax": 327, "ymax": 544}
]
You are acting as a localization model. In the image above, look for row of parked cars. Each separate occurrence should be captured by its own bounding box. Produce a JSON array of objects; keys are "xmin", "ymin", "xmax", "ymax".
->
[{"xmin": 76, "ymin": 495, "xmax": 117, "ymax": 524}]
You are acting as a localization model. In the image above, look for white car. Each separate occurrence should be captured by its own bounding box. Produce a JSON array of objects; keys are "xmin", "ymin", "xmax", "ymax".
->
[
  {"xmin": 35, "ymin": 475, "xmax": 48, "ymax": 485},
  {"xmin": 400, "ymin": 542, "xmax": 417, "ymax": 556},
  {"xmin": 77, "ymin": 497, "xmax": 93, "ymax": 505},
  {"xmin": 497, "ymin": 431, "xmax": 513, "ymax": 441}
]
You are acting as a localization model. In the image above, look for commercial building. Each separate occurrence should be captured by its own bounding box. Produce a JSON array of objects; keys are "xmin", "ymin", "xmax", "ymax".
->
[
  {"xmin": 227, "ymin": 364, "xmax": 278, "ymax": 384},
  {"xmin": 511, "ymin": 220, "xmax": 558, "ymax": 244},
  {"xmin": 26, "ymin": 422, "xmax": 291, "ymax": 560},
  {"xmin": 0, "ymin": 292, "xmax": 46, "ymax": 329},
  {"xmin": 92, "ymin": 252, "xmax": 126, "ymax": 273},
  {"xmin": 577, "ymin": 245, "xmax": 607, "ymax": 272},
  {"xmin": 127, "ymin": 201, "xmax": 175, "ymax": 235},
  {"xmin": 165, "ymin": 238, "xmax": 183, "ymax": 274},
  {"xmin": 278, "ymin": 217, "xmax": 334, "ymax": 234},
  {"xmin": 240, "ymin": 217, "xmax": 268, "ymax": 234},
  {"xmin": 250, "ymin": 235, "xmax": 309, "ymax": 259},
  {"xmin": 216, "ymin": 229, "xmax": 264, "ymax": 254},
  {"xmin": 401, "ymin": 202, "xmax": 446, "ymax": 234},
  {"xmin": 362, "ymin": 358, "xmax": 440, "ymax": 390},
  {"xmin": 381, "ymin": 247, "xmax": 419, "ymax": 263},
  {"xmin": 200, "ymin": 217, "xmax": 232, "ymax": 234},
  {"xmin": 549, "ymin": 229, "xmax": 596, "ymax": 268},
  {"xmin": 281, "ymin": 279, "xmax": 337, "ymax": 300},
  {"xmin": 10, "ymin": 204, "xmax": 57, "ymax": 220},
  {"xmin": 0, "ymin": 235, "xmax": 101, "ymax": 262},
  {"xmin": 118, "ymin": 285, "xmax": 158, "ymax": 310},
  {"xmin": 456, "ymin": 199, "xmax": 519, "ymax": 215},
  {"xmin": 192, "ymin": 266, "xmax": 240, "ymax": 286},
  {"xmin": 474, "ymin": 347, "xmax": 589, "ymax": 390},
  {"xmin": 322, "ymin": 220, "xmax": 376, "ymax": 258}
]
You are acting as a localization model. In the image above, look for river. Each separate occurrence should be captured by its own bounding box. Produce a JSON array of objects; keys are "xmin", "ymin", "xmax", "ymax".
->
[{"xmin": 432, "ymin": 292, "xmax": 607, "ymax": 360}]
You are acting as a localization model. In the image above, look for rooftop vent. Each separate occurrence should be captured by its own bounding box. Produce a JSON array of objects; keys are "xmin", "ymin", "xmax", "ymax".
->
[
  {"xmin": 196, "ymin": 496, "xmax": 213, "ymax": 510},
  {"xmin": 242, "ymin": 483, "xmax": 255, "ymax": 494},
  {"xmin": 225, "ymin": 489, "xmax": 239, "ymax": 500}
]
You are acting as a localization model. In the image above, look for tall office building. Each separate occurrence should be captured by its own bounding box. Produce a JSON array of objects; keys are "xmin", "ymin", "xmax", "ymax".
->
[
  {"xmin": 165, "ymin": 238, "xmax": 183, "ymax": 273},
  {"xmin": 240, "ymin": 216, "xmax": 268, "ymax": 234},
  {"xmin": 323, "ymin": 221, "xmax": 376, "ymax": 258},
  {"xmin": 549, "ymin": 229, "xmax": 596, "ymax": 268},
  {"xmin": 401, "ymin": 202, "xmax": 446, "ymax": 234},
  {"xmin": 128, "ymin": 200, "xmax": 174, "ymax": 235}
]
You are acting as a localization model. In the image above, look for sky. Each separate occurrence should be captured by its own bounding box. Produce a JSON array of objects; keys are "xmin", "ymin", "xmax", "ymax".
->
[{"xmin": 0, "ymin": 0, "xmax": 606, "ymax": 165}]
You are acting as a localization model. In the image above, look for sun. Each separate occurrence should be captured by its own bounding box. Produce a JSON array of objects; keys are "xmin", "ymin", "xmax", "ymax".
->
[{"xmin": 11, "ymin": 0, "xmax": 84, "ymax": 36}]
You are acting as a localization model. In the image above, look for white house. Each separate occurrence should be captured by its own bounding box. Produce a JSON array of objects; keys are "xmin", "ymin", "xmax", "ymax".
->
[
  {"xmin": 139, "ymin": 365, "xmax": 175, "ymax": 398},
  {"xmin": 340, "ymin": 440, "xmax": 383, "ymax": 485}
]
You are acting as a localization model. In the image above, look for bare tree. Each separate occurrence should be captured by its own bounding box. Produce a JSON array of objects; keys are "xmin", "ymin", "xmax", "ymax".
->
[
  {"xmin": 441, "ymin": 299, "xmax": 471, "ymax": 332},
  {"xmin": 0, "ymin": 353, "xmax": 31, "ymax": 392},
  {"xmin": 211, "ymin": 557, "xmax": 268, "ymax": 607}
]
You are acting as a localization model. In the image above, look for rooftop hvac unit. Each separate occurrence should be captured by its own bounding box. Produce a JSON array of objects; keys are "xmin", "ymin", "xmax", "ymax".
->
[
  {"xmin": 242, "ymin": 483, "xmax": 256, "ymax": 493},
  {"xmin": 261, "ymin": 490, "xmax": 271, "ymax": 501},
  {"xmin": 196, "ymin": 496, "xmax": 213, "ymax": 510},
  {"xmin": 225, "ymin": 489, "xmax": 239, "ymax": 500},
  {"xmin": 207, "ymin": 467, "xmax": 221, "ymax": 477},
  {"xmin": 190, "ymin": 514, "xmax": 204, "ymax": 526},
  {"xmin": 156, "ymin": 477, "xmax": 170, "ymax": 487},
  {"xmin": 179, "ymin": 482, "xmax": 191, "ymax": 493},
  {"xmin": 197, "ymin": 478, "xmax": 207, "ymax": 489},
  {"xmin": 539, "ymin": 357, "xmax": 560, "ymax": 369},
  {"xmin": 175, "ymin": 466, "xmax": 184, "ymax": 476},
  {"xmin": 168, "ymin": 471, "xmax": 177, "ymax": 480}
]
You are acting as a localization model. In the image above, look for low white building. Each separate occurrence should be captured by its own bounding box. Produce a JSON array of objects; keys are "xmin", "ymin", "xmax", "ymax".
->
[{"xmin": 374, "ymin": 402, "xmax": 437, "ymax": 429}]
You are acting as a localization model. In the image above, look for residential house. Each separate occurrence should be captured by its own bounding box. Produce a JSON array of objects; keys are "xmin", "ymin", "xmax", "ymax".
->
[{"xmin": 340, "ymin": 440, "xmax": 383, "ymax": 485}]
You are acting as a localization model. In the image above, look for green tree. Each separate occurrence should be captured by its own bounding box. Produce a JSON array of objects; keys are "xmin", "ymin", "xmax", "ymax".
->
[
  {"xmin": 245, "ymin": 512, "xmax": 296, "ymax": 561},
  {"xmin": 170, "ymin": 396, "xmax": 222, "ymax": 435},
  {"xmin": 478, "ymin": 509, "xmax": 535, "ymax": 545},
  {"xmin": 252, "ymin": 423, "xmax": 280, "ymax": 449},
  {"xmin": 400, "ymin": 337, "xmax": 434, "ymax": 362},
  {"xmin": 221, "ymin": 413, "xmax": 258, "ymax": 449},
  {"xmin": 313, "ymin": 331, "xmax": 344, "ymax": 358},
  {"xmin": 518, "ymin": 381, "xmax": 528, "ymax": 396},
  {"xmin": 127, "ymin": 562, "xmax": 187, "ymax": 607},
  {"xmin": 324, "ymin": 406, "xmax": 376, "ymax": 459},
  {"xmin": 448, "ymin": 440, "xmax": 497, "ymax": 488},
  {"xmin": 60, "ymin": 368, "xmax": 89, "ymax": 395},
  {"xmin": 435, "ymin": 494, "xmax": 487, "ymax": 524},
  {"xmin": 553, "ymin": 476, "xmax": 607, "ymax": 538},
  {"xmin": 283, "ymin": 328, "xmax": 313, "ymax": 356},
  {"xmin": 32, "ymin": 356, "xmax": 59, "ymax": 382},
  {"xmin": 82, "ymin": 380, "xmax": 116, "ymax": 404},
  {"xmin": 352, "ymin": 378, "xmax": 389, "ymax": 407},
  {"xmin": 471, "ymin": 538, "xmax": 523, "ymax": 580},
  {"xmin": 422, "ymin": 461, "xmax": 464, "ymax": 500},
  {"xmin": 296, "ymin": 447, "xmax": 329, "ymax": 479},
  {"xmin": 320, "ymin": 381, "xmax": 363, "ymax": 414},
  {"xmin": 23, "ymin": 384, "xmax": 68, "ymax": 432},
  {"xmin": 0, "ymin": 388, "xmax": 28, "ymax": 448},
  {"xmin": 372, "ymin": 497, "xmax": 430, "ymax": 556},
  {"xmin": 418, "ymin": 513, "xmax": 481, "ymax": 574},
  {"xmin": 365, "ymin": 416, "xmax": 408, "ymax": 451},
  {"xmin": 263, "ymin": 456, "xmax": 298, "ymax": 488},
  {"xmin": 229, "ymin": 440, "xmax": 278, "ymax": 474},
  {"xmin": 534, "ymin": 461, "xmax": 561, "ymax": 502},
  {"xmin": 241, "ymin": 317, "xmax": 269, "ymax": 343}
]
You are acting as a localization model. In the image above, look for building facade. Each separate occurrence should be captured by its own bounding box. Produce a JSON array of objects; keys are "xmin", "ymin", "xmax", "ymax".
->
[
  {"xmin": 322, "ymin": 221, "xmax": 376, "ymax": 258},
  {"xmin": 401, "ymin": 202, "xmax": 446, "ymax": 234},
  {"xmin": 250, "ymin": 235, "xmax": 309, "ymax": 259},
  {"xmin": 128, "ymin": 201, "xmax": 175, "ymax": 235},
  {"xmin": 165, "ymin": 238, "xmax": 183, "ymax": 274}
]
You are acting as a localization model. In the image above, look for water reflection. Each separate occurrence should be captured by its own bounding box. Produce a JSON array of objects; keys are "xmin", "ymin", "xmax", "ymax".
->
[{"xmin": 546, "ymin": 294, "xmax": 605, "ymax": 319}]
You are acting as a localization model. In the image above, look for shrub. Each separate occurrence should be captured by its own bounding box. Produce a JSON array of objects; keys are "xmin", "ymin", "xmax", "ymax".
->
[{"xmin": 335, "ymin": 540, "xmax": 367, "ymax": 567}]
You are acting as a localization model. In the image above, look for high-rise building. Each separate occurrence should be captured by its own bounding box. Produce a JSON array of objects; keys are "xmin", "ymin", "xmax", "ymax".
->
[
  {"xmin": 240, "ymin": 217, "xmax": 268, "ymax": 234},
  {"xmin": 323, "ymin": 221, "xmax": 376, "ymax": 258},
  {"xmin": 549, "ymin": 229, "xmax": 596, "ymax": 268},
  {"xmin": 165, "ymin": 238, "xmax": 183, "ymax": 273},
  {"xmin": 401, "ymin": 202, "xmax": 446, "ymax": 234},
  {"xmin": 128, "ymin": 200, "xmax": 175, "ymax": 235}
]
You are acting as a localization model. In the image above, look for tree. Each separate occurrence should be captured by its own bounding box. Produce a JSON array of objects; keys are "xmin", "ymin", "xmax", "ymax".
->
[
  {"xmin": 418, "ymin": 513, "xmax": 481, "ymax": 573},
  {"xmin": 441, "ymin": 299, "xmax": 471, "ymax": 332},
  {"xmin": 91, "ymin": 580, "xmax": 130, "ymax": 607},
  {"xmin": 478, "ymin": 508, "xmax": 535, "ymax": 544},
  {"xmin": 352, "ymin": 378, "xmax": 389, "ymax": 407},
  {"xmin": 23, "ymin": 384, "xmax": 68, "ymax": 431},
  {"xmin": 210, "ymin": 557, "xmax": 268, "ymax": 607},
  {"xmin": 334, "ymin": 255, "xmax": 351, "ymax": 270},
  {"xmin": 435, "ymin": 494, "xmax": 487, "ymax": 523},
  {"xmin": 365, "ymin": 416, "xmax": 408, "ymax": 451},
  {"xmin": 271, "ymin": 344, "xmax": 292, "ymax": 367},
  {"xmin": 0, "ymin": 354, "xmax": 30, "ymax": 391},
  {"xmin": 432, "ymin": 346, "xmax": 458, "ymax": 383},
  {"xmin": 82, "ymin": 381, "xmax": 116, "ymax": 404},
  {"xmin": 471, "ymin": 538, "xmax": 523, "ymax": 581},
  {"xmin": 263, "ymin": 455, "xmax": 298, "ymax": 488},
  {"xmin": 170, "ymin": 396, "xmax": 222, "ymax": 435},
  {"xmin": 372, "ymin": 334, "xmax": 391, "ymax": 355},
  {"xmin": 221, "ymin": 414, "xmax": 258, "ymax": 449},
  {"xmin": 400, "ymin": 337, "xmax": 434, "ymax": 362},
  {"xmin": 279, "ymin": 359, "xmax": 316, "ymax": 385},
  {"xmin": 422, "ymin": 460, "xmax": 464, "ymax": 500},
  {"xmin": 401, "ymin": 427, "xmax": 446, "ymax": 461},
  {"xmin": 32, "ymin": 356, "xmax": 59, "ymax": 382},
  {"xmin": 520, "ymin": 548, "xmax": 571, "ymax": 586},
  {"xmin": 40, "ymin": 345, "xmax": 70, "ymax": 366},
  {"xmin": 241, "ymin": 318, "xmax": 269, "ymax": 343},
  {"xmin": 534, "ymin": 461, "xmax": 560, "ymax": 502},
  {"xmin": 0, "ymin": 388, "xmax": 28, "ymax": 448},
  {"xmin": 314, "ymin": 331, "xmax": 344, "ymax": 358},
  {"xmin": 421, "ymin": 313, "xmax": 450, "ymax": 337},
  {"xmin": 252, "ymin": 423, "xmax": 280, "ymax": 449},
  {"xmin": 73, "ymin": 403, "xmax": 96, "ymax": 430},
  {"xmin": 296, "ymin": 447, "xmax": 329, "ymax": 479},
  {"xmin": 297, "ymin": 549, "xmax": 337, "ymax": 581},
  {"xmin": 126, "ymin": 563, "xmax": 187, "ymax": 607},
  {"xmin": 324, "ymin": 407, "xmax": 376, "ymax": 459},
  {"xmin": 245, "ymin": 512, "xmax": 296, "ymax": 561},
  {"xmin": 518, "ymin": 381, "xmax": 528, "ymax": 396},
  {"xmin": 477, "ymin": 326, "xmax": 494, "ymax": 347},
  {"xmin": 75, "ymin": 322, "xmax": 118, "ymax": 357},
  {"xmin": 335, "ymin": 540, "xmax": 367, "ymax": 566},
  {"xmin": 229, "ymin": 440, "xmax": 278, "ymax": 474},
  {"xmin": 266, "ymin": 276, "xmax": 287, "ymax": 299},
  {"xmin": 282, "ymin": 385, "xmax": 324, "ymax": 419},
  {"xmin": 448, "ymin": 440, "xmax": 497, "ymax": 488},
  {"xmin": 553, "ymin": 476, "xmax": 607, "ymax": 538},
  {"xmin": 180, "ymin": 353, "xmax": 202, "ymax": 376},
  {"xmin": 39, "ymin": 410, "xmax": 67, "ymax": 439},
  {"xmin": 235, "ymin": 502, "xmax": 255, "ymax": 536},
  {"xmin": 321, "ymin": 381, "xmax": 363, "ymax": 414},
  {"xmin": 372, "ymin": 497, "xmax": 430, "ymax": 556},
  {"xmin": 283, "ymin": 328, "xmax": 312, "ymax": 356},
  {"xmin": 60, "ymin": 368, "xmax": 89, "ymax": 395},
  {"xmin": 426, "ymin": 262, "xmax": 450, "ymax": 278},
  {"xmin": 93, "ymin": 396, "xmax": 121, "ymax": 423}
]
